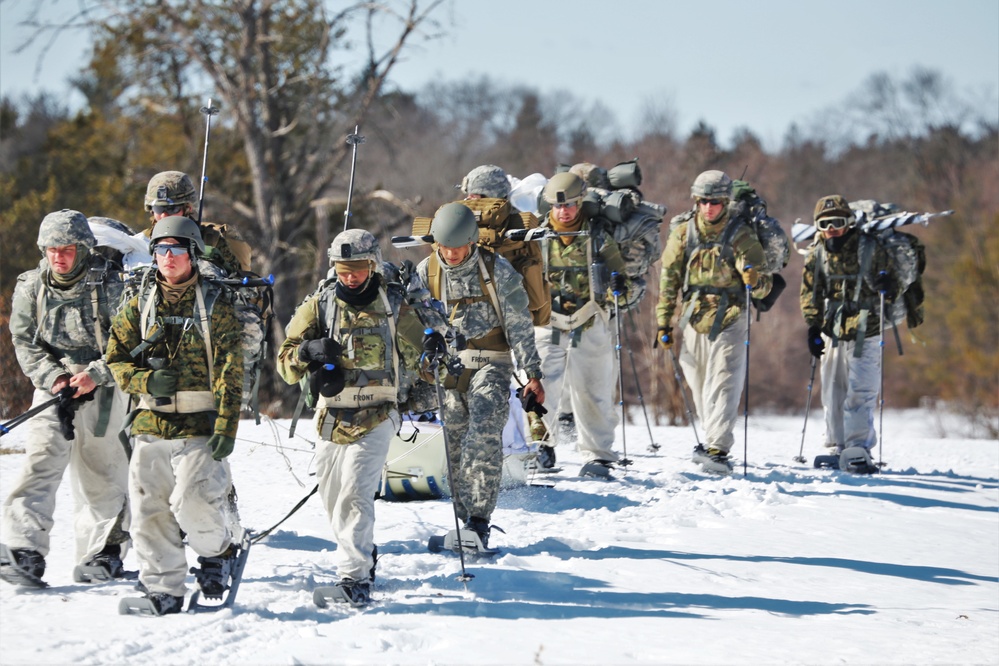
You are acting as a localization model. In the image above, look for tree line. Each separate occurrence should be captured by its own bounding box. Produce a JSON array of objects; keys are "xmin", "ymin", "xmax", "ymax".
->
[{"xmin": 1, "ymin": 0, "xmax": 996, "ymax": 436}]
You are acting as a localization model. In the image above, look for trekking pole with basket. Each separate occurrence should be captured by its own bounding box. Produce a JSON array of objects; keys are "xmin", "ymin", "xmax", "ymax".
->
[
  {"xmin": 610, "ymin": 274, "xmax": 632, "ymax": 467},
  {"xmin": 793, "ymin": 356, "xmax": 818, "ymax": 464},
  {"xmin": 742, "ymin": 271, "xmax": 753, "ymax": 476},
  {"xmin": 623, "ymin": 308, "xmax": 660, "ymax": 453}
]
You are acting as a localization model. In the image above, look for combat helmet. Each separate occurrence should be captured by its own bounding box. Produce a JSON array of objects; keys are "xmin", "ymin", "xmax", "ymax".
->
[
  {"xmin": 461, "ymin": 165, "xmax": 511, "ymax": 199},
  {"xmin": 542, "ymin": 171, "xmax": 587, "ymax": 206},
  {"xmin": 328, "ymin": 228, "xmax": 382, "ymax": 268},
  {"xmin": 144, "ymin": 171, "xmax": 197, "ymax": 212},
  {"xmin": 431, "ymin": 203, "xmax": 479, "ymax": 247},
  {"xmin": 813, "ymin": 194, "xmax": 854, "ymax": 223},
  {"xmin": 690, "ymin": 170, "xmax": 733, "ymax": 200},
  {"xmin": 149, "ymin": 215, "xmax": 205, "ymax": 255},
  {"xmin": 37, "ymin": 209, "xmax": 96, "ymax": 252}
]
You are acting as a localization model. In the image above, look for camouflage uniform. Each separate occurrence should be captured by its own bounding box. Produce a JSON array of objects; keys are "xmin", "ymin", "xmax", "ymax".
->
[
  {"xmin": 801, "ymin": 218, "xmax": 896, "ymax": 452},
  {"xmin": 3, "ymin": 210, "xmax": 131, "ymax": 572},
  {"xmin": 105, "ymin": 264, "xmax": 244, "ymax": 598},
  {"xmin": 278, "ymin": 232, "xmax": 424, "ymax": 585},
  {"xmin": 534, "ymin": 213, "xmax": 632, "ymax": 463},
  {"xmin": 656, "ymin": 207, "xmax": 772, "ymax": 455},
  {"xmin": 418, "ymin": 246, "xmax": 542, "ymax": 524}
]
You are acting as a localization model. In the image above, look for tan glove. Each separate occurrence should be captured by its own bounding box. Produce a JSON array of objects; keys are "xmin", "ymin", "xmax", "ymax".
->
[{"xmin": 741, "ymin": 265, "xmax": 760, "ymax": 288}]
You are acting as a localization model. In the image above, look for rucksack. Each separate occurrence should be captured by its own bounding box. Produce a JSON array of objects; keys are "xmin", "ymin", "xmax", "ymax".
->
[
  {"xmin": 669, "ymin": 179, "xmax": 789, "ymax": 312},
  {"xmin": 850, "ymin": 200, "xmax": 927, "ymax": 333},
  {"xmin": 121, "ymin": 261, "xmax": 272, "ymax": 421},
  {"xmin": 540, "ymin": 159, "xmax": 667, "ymax": 312},
  {"xmin": 412, "ymin": 198, "xmax": 550, "ymax": 326}
]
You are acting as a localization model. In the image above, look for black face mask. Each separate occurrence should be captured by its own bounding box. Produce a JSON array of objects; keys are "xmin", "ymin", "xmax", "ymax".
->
[
  {"xmin": 335, "ymin": 272, "xmax": 380, "ymax": 307},
  {"xmin": 824, "ymin": 227, "xmax": 856, "ymax": 253}
]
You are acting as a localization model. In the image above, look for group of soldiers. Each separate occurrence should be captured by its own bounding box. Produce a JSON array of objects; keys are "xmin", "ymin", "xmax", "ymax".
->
[{"xmin": 1, "ymin": 163, "xmax": 909, "ymax": 611}]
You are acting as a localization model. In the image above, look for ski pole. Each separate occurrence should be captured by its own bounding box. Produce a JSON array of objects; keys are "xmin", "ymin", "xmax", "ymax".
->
[
  {"xmin": 425, "ymin": 329, "xmax": 472, "ymax": 583},
  {"xmin": 667, "ymin": 346, "xmax": 702, "ymax": 448},
  {"xmin": 878, "ymin": 273, "xmax": 887, "ymax": 469},
  {"xmin": 793, "ymin": 356, "xmax": 818, "ymax": 463},
  {"xmin": 342, "ymin": 126, "xmax": 365, "ymax": 232},
  {"xmin": 610, "ymin": 275, "xmax": 631, "ymax": 466},
  {"xmin": 196, "ymin": 99, "xmax": 220, "ymax": 224},
  {"xmin": 624, "ymin": 308, "xmax": 659, "ymax": 453},
  {"xmin": 742, "ymin": 270, "xmax": 752, "ymax": 476},
  {"xmin": 0, "ymin": 395, "xmax": 61, "ymax": 437}
]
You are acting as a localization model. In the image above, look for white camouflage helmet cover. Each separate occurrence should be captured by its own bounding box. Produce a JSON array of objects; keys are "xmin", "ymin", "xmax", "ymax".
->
[
  {"xmin": 37, "ymin": 209, "xmax": 96, "ymax": 251},
  {"xmin": 461, "ymin": 164, "xmax": 511, "ymax": 199},
  {"xmin": 328, "ymin": 228, "xmax": 382, "ymax": 268}
]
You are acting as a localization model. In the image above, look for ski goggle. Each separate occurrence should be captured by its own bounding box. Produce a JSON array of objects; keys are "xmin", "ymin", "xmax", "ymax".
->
[
  {"xmin": 816, "ymin": 216, "xmax": 851, "ymax": 231},
  {"xmin": 151, "ymin": 204, "xmax": 185, "ymax": 215},
  {"xmin": 152, "ymin": 244, "xmax": 190, "ymax": 257}
]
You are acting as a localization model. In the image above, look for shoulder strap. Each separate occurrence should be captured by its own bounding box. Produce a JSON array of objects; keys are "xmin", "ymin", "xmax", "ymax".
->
[{"xmin": 477, "ymin": 250, "xmax": 504, "ymax": 330}]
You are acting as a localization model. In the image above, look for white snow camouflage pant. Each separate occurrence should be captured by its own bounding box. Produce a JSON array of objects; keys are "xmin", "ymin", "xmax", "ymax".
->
[
  {"xmin": 315, "ymin": 411, "xmax": 397, "ymax": 583},
  {"xmin": 441, "ymin": 362, "xmax": 512, "ymax": 523},
  {"xmin": 820, "ymin": 333, "xmax": 880, "ymax": 451},
  {"xmin": 2, "ymin": 386, "xmax": 130, "ymax": 564},
  {"xmin": 679, "ymin": 312, "xmax": 748, "ymax": 455},
  {"xmin": 129, "ymin": 434, "xmax": 237, "ymax": 597},
  {"xmin": 534, "ymin": 316, "xmax": 619, "ymax": 463}
]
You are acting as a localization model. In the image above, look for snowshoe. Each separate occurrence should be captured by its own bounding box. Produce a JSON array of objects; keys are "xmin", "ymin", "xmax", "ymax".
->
[
  {"xmin": 74, "ymin": 544, "xmax": 135, "ymax": 583},
  {"xmin": 313, "ymin": 578, "xmax": 371, "ymax": 608},
  {"xmin": 839, "ymin": 446, "xmax": 880, "ymax": 474},
  {"xmin": 428, "ymin": 521, "xmax": 501, "ymax": 558},
  {"xmin": 813, "ymin": 454, "xmax": 840, "ymax": 469},
  {"xmin": 118, "ymin": 592, "xmax": 184, "ymax": 617},
  {"xmin": 187, "ymin": 530, "xmax": 252, "ymax": 612},
  {"xmin": 578, "ymin": 460, "xmax": 614, "ymax": 479},
  {"xmin": 692, "ymin": 445, "xmax": 733, "ymax": 475},
  {"xmin": 0, "ymin": 544, "xmax": 47, "ymax": 589}
]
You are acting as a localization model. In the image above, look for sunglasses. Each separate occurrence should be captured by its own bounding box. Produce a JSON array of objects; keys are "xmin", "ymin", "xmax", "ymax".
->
[
  {"xmin": 696, "ymin": 198, "xmax": 726, "ymax": 206},
  {"xmin": 816, "ymin": 216, "xmax": 851, "ymax": 231},
  {"xmin": 152, "ymin": 204, "xmax": 185, "ymax": 215},
  {"xmin": 153, "ymin": 244, "xmax": 190, "ymax": 257},
  {"xmin": 553, "ymin": 202, "xmax": 578, "ymax": 210}
]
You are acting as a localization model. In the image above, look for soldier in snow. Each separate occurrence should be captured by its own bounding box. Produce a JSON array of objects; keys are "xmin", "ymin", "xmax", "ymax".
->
[
  {"xmin": 277, "ymin": 229, "xmax": 426, "ymax": 606},
  {"xmin": 800, "ymin": 194, "xmax": 900, "ymax": 473},
  {"xmin": 419, "ymin": 203, "xmax": 545, "ymax": 549},
  {"xmin": 1, "ymin": 210, "xmax": 131, "ymax": 588},
  {"xmin": 106, "ymin": 216, "xmax": 245, "ymax": 615},
  {"xmin": 655, "ymin": 170, "xmax": 773, "ymax": 474}
]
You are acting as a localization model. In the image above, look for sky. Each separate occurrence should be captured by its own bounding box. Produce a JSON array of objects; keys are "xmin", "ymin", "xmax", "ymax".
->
[
  {"xmin": 1, "ymin": 409, "xmax": 996, "ymax": 664},
  {"xmin": 1, "ymin": 0, "xmax": 997, "ymax": 150}
]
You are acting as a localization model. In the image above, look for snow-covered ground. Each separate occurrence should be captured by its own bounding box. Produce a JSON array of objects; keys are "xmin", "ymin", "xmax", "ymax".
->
[{"xmin": 1, "ymin": 409, "xmax": 996, "ymax": 665}]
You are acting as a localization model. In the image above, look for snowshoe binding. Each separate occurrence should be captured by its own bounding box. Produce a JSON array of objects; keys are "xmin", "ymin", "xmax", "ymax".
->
[
  {"xmin": 839, "ymin": 446, "xmax": 880, "ymax": 474},
  {"xmin": 692, "ymin": 445, "xmax": 733, "ymax": 475},
  {"xmin": 530, "ymin": 443, "xmax": 559, "ymax": 473},
  {"xmin": 74, "ymin": 544, "xmax": 135, "ymax": 583},
  {"xmin": 187, "ymin": 530, "xmax": 252, "ymax": 612},
  {"xmin": 0, "ymin": 544, "xmax": 47, "ymax": 589},
  {"xmin": 313, "ymin": 577, "xmax": 371, "ymax": 608},
  {"xmin": 118, "ymin": 592, "xmax": 184, "ymax": 617},
  {"xmin": 428, "ymin": 517, "xmax": 501, "ymax": 557},
  {"xmin": 578, "ymin": 459, "xmax": 614, "ymax": 479}
]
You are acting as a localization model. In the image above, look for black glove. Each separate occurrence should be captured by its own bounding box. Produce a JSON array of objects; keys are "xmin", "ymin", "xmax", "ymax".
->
[
  {"xmin": 653, "ymin": 327, "xmax": 673, "ymax": 350},
  {"xmin": 807, "ymin": 325, "xmax": 825, "ymax": 358},
  {"xmin": 206, "ymin": 434, "xmax": 236, "ymax": 461},
  {"xmin": 299, "ymin": 338, "xmax": 343, "ymax": 369},
  {"xmin": 611, "ymin": 272, "xmax": 627, "ymax": 296},
  {"xmin": 517, "ymin": 387, "xmax": 548, "ymax": 417},
  {"xmin": 146, "ymin": 369, "xmax": 178, "ymax": 397},
  {"xmin": 55, "ymin": 386, "xmax": 95, "ymax": 440},
  {"xmin": 310, "ymin": 365, "xmax": 346, "ymax": 399},
  {"xmin": 873, "ymin": 271, "xmax": 894, "ymax": 298}
]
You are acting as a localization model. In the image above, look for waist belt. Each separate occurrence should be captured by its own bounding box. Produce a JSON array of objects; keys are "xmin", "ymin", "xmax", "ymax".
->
[
  {"xmin": 457, "ymin": 348, "xmax": 512, "ymax": 370},
  {"xmin": 549, "ymin": 299, "xmax": 605, "ymax": 332},
  {"xmin": 138, "ymin": 391, "xmax": 216, "ymax": 413},
  {"xmin": 318, "ymin": 385, "xmax": 397, "ymax": 410}
]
